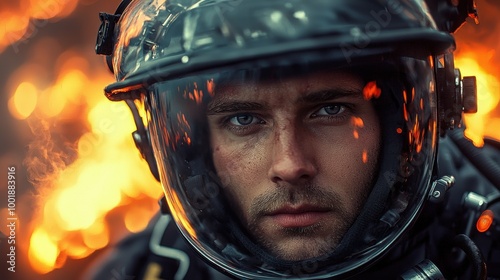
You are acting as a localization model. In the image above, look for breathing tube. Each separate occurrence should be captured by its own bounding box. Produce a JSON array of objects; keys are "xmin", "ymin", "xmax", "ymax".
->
[
  {"xmin": 447, "ymin": 129, "xmax": 500, "ymax": 189},
  {"xmin": 399, "ymin": 234, "xmax": 487, "ymax": 280}
]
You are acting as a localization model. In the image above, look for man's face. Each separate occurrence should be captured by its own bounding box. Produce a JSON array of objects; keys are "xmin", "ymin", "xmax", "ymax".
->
[{"xmin": 207, "ymin": 71, "xmax": 380, "ymax": 261}]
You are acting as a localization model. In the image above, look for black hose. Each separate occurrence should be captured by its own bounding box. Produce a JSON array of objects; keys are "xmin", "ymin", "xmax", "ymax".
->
[
  {"xmin": 484, "ymin": 137, "xmax": 500, "ymax": 151},
  {"xmin": 448, "ymin": 129, "xmax": 500, "ymax": 188},
  {"xmin": 452, "ymin": 234, "xmax": 487, "ymax": 280}
]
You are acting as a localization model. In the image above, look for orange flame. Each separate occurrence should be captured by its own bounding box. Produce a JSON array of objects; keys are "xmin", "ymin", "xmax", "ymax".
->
[
  {"xmin": 362, "ymin": 149, "xmax": 368, "ymax": 164},
  {"xmin": 351, "ymin": 116, "xmax": 364, "ymax": 140},
  {"xmin": 207, "ymin": 78, "xmax": 216, "ymax": 97},
  {"xmin": 0, "ymin": 0, "xmax": 81, "ymax": 54},
  {"xmin": 24, "ymin": 103, "xmax": 162, "ymax": 274},
  {"xmin": 351, "ymin": 116, "xmax": 364, "ymax": 128},
  {"xmin": 455, "ymin": 51, "xmax": 500, "ymax": 146},
  {"xmin": 5, "ymin": 48, "xmax": 162, "ymax": 274},
  {"xmin": 363, "ymin": 81, "xmax": 381, "ymax": 100}
]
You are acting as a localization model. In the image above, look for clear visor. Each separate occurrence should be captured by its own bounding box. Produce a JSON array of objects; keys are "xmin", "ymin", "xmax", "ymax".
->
[{"xmin": 143, "ymin": 57, "xmax": 438, "ymax": 279}]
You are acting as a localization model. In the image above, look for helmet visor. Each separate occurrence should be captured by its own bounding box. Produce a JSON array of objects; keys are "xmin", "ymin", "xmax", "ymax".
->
[{"xmin": 144, "ymin": 56, "xmax": 438, "ymax": 279}]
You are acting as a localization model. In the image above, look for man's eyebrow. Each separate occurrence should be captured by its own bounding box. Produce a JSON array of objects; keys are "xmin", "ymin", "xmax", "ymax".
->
[
  {"xmin": 300, "ymin": 89, "xmax": 362, "ymax": 103},
  {"xmin": 207, "ymin": 101, "xmax": 264, "ymax": 114},
  {"xmin": 207, "ymin": 89, "xmax": 361, "ymax": 114}
]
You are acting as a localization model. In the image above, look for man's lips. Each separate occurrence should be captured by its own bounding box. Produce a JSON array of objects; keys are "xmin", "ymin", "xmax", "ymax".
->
[{"xmin": 265, "ymin": 205, "xmax": 331, "ymax": 228}]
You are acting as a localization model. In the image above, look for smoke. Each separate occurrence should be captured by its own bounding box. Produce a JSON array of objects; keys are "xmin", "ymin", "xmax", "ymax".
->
[{"xmin": 24, "ymin": 116, "xmax": 76, "ymax": 200}]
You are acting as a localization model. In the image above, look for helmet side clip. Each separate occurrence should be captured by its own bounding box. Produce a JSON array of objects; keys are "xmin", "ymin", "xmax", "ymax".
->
[
  {"xmin": 95, "ymin": 12, "xmax": 119, "ymax": 56},
  {"xmin": 427, "ymin": 0, "xmax": 479, "ymax": 136},
  {"xmin": 95, "ymin": 0, "xmax": 133, "ymax": 73},
  {"xmin": 436, "ymin": 52, "xmax": 478, "ymax": 137}
]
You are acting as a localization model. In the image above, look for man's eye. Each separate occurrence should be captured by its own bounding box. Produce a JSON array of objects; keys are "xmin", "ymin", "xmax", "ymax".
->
[
  {"xmin": 229, "ymin": 114, "xmax": 259, "ymax": 126},
  {"xmin": 313, "ymin": 105, "xmax": 345, "ymax": 116}
]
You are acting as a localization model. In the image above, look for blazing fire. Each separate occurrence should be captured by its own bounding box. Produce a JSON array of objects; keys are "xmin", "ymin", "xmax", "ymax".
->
[
  {"xmin": 2, "ymin": 0, "xmax": 162, "ymax": 275},
  {"xmin": 9, "ymin": 56, "xmax": 162, "ymax": 274},
  {"xmin": 0, "ymin": 0, "xmax": 499, "ymax": 277},
  {"xmin": 456, "ymin": 48, "xmax": 500, "ymax": 146}
]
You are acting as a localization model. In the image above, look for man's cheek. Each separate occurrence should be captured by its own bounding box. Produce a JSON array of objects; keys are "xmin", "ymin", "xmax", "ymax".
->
[
  {"xmin": 214, "ymin": 156, "xmax": 246, "ymax": 188},
  {"xmin": 217, "ymin": 168, "xmax": 234, "ymax": 187}
]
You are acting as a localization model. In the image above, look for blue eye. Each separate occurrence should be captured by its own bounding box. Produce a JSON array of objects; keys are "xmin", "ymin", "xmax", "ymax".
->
[
  {"xmin": 314, "ymin": 105, "xmax": 345, "ymax": 116},
  {"xmin": 229, "ymin": 114, "xmax": 258, "ymax": 126}
]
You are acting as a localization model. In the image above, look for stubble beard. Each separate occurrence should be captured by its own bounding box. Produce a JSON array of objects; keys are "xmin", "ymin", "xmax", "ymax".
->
[{"xmin": 242, "ymin": 185, "xmax": 368, "ymax": 261}]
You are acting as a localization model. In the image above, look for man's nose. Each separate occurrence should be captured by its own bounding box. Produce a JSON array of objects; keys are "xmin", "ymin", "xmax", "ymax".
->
[{"xmin": 267, "ymin": 125, "xmax": 318, "ymax": 184}]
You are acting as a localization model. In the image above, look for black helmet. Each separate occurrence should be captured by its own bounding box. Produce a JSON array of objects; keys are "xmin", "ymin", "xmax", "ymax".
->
[{"xmin": 96, "ymin": 0, "xmax": 478, "ymax": 278}]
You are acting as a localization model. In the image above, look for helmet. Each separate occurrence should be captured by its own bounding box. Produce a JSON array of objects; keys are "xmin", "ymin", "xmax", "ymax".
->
[{"xmin": 95, "ymin": 0, "xmax": 477, "ymax": 278}]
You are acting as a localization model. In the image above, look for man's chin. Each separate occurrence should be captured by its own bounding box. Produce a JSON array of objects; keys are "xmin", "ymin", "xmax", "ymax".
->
[{"xmin": 261, "ymin": 237, "xmax": 338, "ymax": 261}]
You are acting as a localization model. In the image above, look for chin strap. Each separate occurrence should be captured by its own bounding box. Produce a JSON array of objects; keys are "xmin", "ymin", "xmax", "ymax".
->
[{"xmin": 125, "ymin": 99, "xmax": 160, "ymax": 181}]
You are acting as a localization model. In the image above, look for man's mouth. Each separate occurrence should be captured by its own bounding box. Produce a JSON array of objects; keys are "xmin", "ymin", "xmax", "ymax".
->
[{"xmin": 266, "ymin": 205, "xmax": 331, "ymax": 228}]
